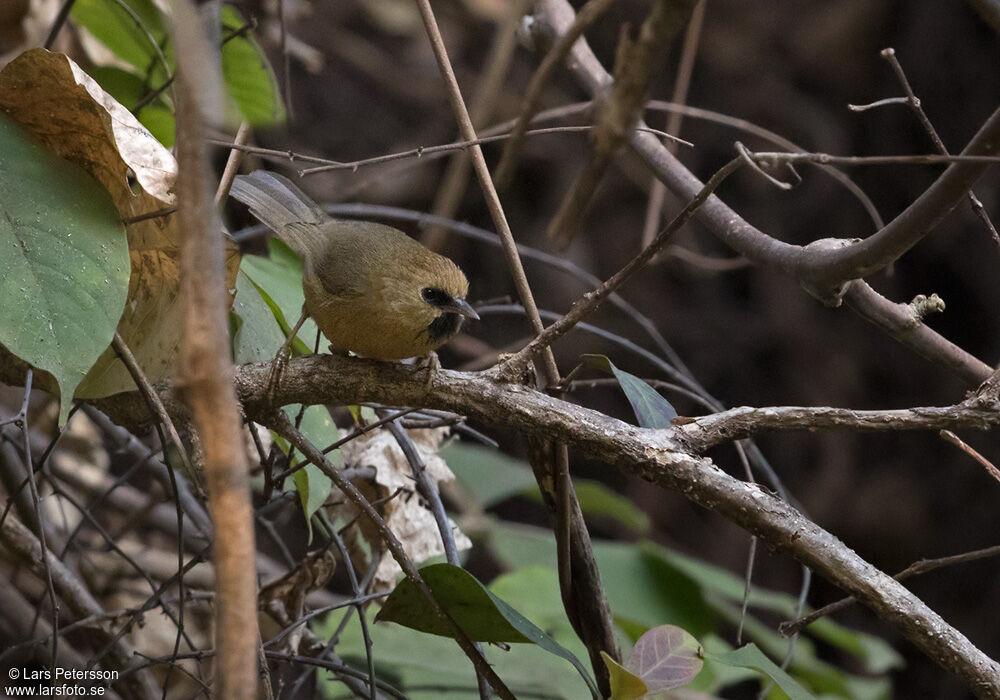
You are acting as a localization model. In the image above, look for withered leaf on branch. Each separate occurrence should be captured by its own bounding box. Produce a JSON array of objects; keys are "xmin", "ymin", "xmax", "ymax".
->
[
  {"xmin": 327, "ymin": 426, "xmax": 472, "ymax": 589},
  {"xmin": 0, "ymin": 48, "xmax": 240, "ymax": 401}
]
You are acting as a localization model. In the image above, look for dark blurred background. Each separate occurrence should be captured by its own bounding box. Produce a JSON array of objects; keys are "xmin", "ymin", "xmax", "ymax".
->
[{"xmin": 245, "ymin": 1, "xmax": 1000, "ymax": 696}]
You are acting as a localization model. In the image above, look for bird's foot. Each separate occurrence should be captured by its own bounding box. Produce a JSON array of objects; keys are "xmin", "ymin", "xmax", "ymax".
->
[
  {"xmin": 265, "ymin": 343, "xmax": 292, "ymax": 410},
  {"xmin": 418, "ymin": 351, "xmax": 441, "ymax": 393}
]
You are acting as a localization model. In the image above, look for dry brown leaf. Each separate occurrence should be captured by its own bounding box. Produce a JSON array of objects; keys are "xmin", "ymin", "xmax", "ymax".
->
[
  {"xmin": 0, "ymin": 48, "xmax": 239, "ymax": 398},
  {"xmin": 328, "ymin": 426, "xmax": 472, "ymax": 589}
]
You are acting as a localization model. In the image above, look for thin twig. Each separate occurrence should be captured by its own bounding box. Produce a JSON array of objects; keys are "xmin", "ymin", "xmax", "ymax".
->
[
  {"xmin": 499, "ymin": 156, "xmax": 743, "ymax": 377},
  {"xmin": 43, "ymin": 0, "xmax": 78, "ymax": 48},
  {"xmin": 270, "ymin": 412, "xmax": 517, "ymax": 699},
  {"xmin": 780, "ymin": 544, "xmax": 1000, "ymax": 636},
  {"xmin": 294, "ymin": 125, "xmax": 689, "ymax": 176},
  {"xmin": 940, "ymin": 430, "xmax": 1000, "ymax": 484},
  {"xmin": 878, "ymin": 47, "xmax": 1000, "ymax": 246},
  {"xmin": 112, "ymin": 332, "xmax": 197, "ymax": 484},
  {"xmin": 5, "ymin": 371, "xmax": 60, "ymax": 678},
  {"xmin": 423, "ymin": 0, "xmax": 530, "ymax": 250},
  {"xmin": 493, "ymin": 0, "xmax": 621, "ymax": 187},
  {"xmin": 412, "ymin": 2, "xmax": 617, "ymax": 690},
  {"xmin": 214, "ymin": 122, "xmax": 252, "ymax": 208},
  {"xmin": 384, "ymin": 417, "xmax": 459, "ymax": 563},
  {"xmin": 319, "ymin": 513, "xmax": 379, "ymax": 700},
  {"xmin": 641, "ymin": 0, "xmax": 706, "ymax": 246},
  {"xmin": 122, "ymin": 207, "xmax": 178, "ymax": 225}
]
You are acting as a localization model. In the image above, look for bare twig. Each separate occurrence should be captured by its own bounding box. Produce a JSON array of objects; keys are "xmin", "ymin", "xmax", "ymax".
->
[
  {"xmin": 940, "ymin": 430, "xmax": 1000, "ymax": 484},
  {"xmin": 214, "ymin": 122, "xmax": 252, "ymax": 208},
  {"xmin": 422, "ymin": 0, "xmax": 530, "ymax": 250},
  {"xmin": 677, "ymin": 400, "xmax": 1000, "ymax": 453},
  {"xmin": 269, "ymin": 412, "xmax": 517, "ymax": 699},
  {"xmin": 412, "ymin": 1, "xmax": 618, "ymax": 688},
  {"xmin": 493, "ymin": 0, "xmax": 621, "ymax": 187},
  {"xmin": 383, "ymin": 417, "xmax": 459, "ymax": 564},
  {"xmin": 546, "ymin": 0, "xmax": 697, "ymax": 247},
  {"xmin": 112, "ymin": 332, "xmax": 197, "ymax": 482},
  {"xmin": 641, "ymin": 0, "xmax": 706, "ymax": 246},
  {"xmin": 781, "ymin": 544, "xmax": 1000, "ymax": 636},
  {"xmin": 878, "ymin": 47, "xmax": 999, "ymax": 246},
  {"xmin": 43, "ymin": 0, "xmax": 78, "ymax": 49},
  {"xmin": 500, "ymin": 156, "xmax": 743, "ymax": 377}
]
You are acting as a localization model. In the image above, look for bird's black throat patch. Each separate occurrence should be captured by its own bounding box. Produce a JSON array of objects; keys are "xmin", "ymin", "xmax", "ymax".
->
[{"xmin": 426, "ymin": 312, "xmax": 463, "ymax": 345}]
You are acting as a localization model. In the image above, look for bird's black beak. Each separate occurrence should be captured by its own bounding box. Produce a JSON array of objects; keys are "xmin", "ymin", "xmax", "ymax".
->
[{"xmin": 444, "ymin": 298, "xmax": 480, "ymax": 320}]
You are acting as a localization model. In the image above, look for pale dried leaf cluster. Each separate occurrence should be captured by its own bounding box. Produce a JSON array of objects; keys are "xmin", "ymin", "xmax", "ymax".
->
[{"xmin": 330, "ymin": 426, "xmax": 471, "ymax": 588}]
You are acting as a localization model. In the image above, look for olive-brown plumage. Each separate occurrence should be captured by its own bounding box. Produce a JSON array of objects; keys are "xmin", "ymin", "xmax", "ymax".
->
[{"xmin": 231, "ymin": 171, "xmax": 477, "ymax": 360}]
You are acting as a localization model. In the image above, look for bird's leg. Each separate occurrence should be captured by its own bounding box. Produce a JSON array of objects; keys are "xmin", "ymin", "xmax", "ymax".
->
[
  {"xmin": 417, "ymin": 351, "xmax": 441, "ymax": 393},
  {"xmin": 266, "ymin": 310, "xmax": 308, "ymax": 409}
]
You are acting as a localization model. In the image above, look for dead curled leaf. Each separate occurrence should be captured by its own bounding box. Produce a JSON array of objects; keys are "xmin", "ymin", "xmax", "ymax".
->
[
  {"xmin": 326, "ymin": 426, "xmax": 472, "ymax": 590},
  {"xmin": 0, "ymin": 48, "xmax": 239, "ymax": 399}
]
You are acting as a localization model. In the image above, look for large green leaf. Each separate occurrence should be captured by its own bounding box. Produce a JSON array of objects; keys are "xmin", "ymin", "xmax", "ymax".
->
[
  {"xmin": 487, "ymin": 521, "xmax": 714, "ymax": 639},
  {"xmin": 71, "ymin": 0, "xmax": 169, "ymax": 83},
  {"xmin": 221, "ymin": 6, "xmax": 286, "ymax": 126},
  {"xmin": 444, "ymin": 440, "xmax": 650, "ymax": 532},
  {"xmin": 443, "ymin": 441, "xmax": 539, "ymax": 507},
  {"xmin": 239, "ymin": 239, "xmax": 320, "ymax": 355},
  {"xmin": 376, "ymin": 563, "xmax": 599, "ymax": 698},
  {"xmin": 323, "ymin": 607, "xmax": 593, "ymax": 699},
  {"xmin": 0, "ymin": 115, "xmax": 129, "ymax": 423}
]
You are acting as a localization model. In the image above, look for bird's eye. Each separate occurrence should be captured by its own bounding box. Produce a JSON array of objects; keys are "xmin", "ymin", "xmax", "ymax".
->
[{"xmin": 421, "ymin": 287, "xmax": 450, "ymax": 306}]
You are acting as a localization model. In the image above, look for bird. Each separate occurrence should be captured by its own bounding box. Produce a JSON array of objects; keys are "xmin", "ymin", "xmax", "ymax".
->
[{"xmin": 230, "ymin": 170, "xmax": 478, "ymax": 362}]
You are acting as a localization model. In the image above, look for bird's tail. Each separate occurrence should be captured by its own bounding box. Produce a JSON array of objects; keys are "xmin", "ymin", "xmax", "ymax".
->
[{"xmin": 230, "ymin": 170, "xmax": 328, "ymax": 256}]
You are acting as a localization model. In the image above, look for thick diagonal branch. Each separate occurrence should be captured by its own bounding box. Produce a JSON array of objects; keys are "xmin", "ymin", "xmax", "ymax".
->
[{"xmin": 90, "ymin": 354, "xmax": 1000, "ymax": 697}]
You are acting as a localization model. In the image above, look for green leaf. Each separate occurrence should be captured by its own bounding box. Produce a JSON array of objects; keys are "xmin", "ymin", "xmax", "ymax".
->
[
  {"xmin": 239, "ymin": 239, "xmax": 319, "ymax": 355},
  {"xmin": 487, "ymin": 521, "xmax": 714, "ymax": 639},
  {"xmin": 232, "ymin": 269, "xmax": 283, "ymax": 364},
  {"xmin": 524, "ymin": 479, "xmax": 651, "ymax": 534},
  {"xmin": 445, "ymin": 441, "xmax": 650, "ymax": 533},
  {"xmin": 580, "ymin": 354, "xmax": 677, "ymax": 427},
  {"xmin": 221, "ymin": 7, "xmax": 286, "ymax": 126},
  {"xmin": 443, "ymin": 441, "xmax": 539, "ymax": 506},
  {"xmin": 487, "ymin": 522, "xmax": 895, "ymax": 697},
  {"xmin": 376, "ymin": 563, "xmax": 599, "ymax": 698},
  {"xmin": 284, "ymin": 404, "xmax": 336, "ymax": 541},
  {"xmin": 705, "ymin": 643, "xmax": 814, "ymax": 700},
  {"xmin": 71, "ymin": 0, "xmax": 169, "ymax": 83},
  {"xmin": 136, "ymin": 104, "xmax": 175, "ymax": 148},
  {"xmin": 625, "ymin": 625, "xmax": 703, "ymax": 693},
  {"xmin": 324, "ymin": 606, "xmax": 593, "ymax": 699},
  {"xmin": 603, "ymin": 651, "xmax": 648, "ymax": 700},
  {"xmin": 0, "ymin": 115, "xmax": 129, "ymax": 424}
]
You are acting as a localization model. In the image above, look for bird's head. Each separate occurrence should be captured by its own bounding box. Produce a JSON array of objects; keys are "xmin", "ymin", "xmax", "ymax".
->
[{"xmin": 376, "ymin": 247, "xmax": 479, "ymax": 352}]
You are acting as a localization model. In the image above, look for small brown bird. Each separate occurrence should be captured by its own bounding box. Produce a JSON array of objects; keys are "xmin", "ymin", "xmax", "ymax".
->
[{"xmin": 230, "ymin": 171, "xmax": 478, "ymax": 361}]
